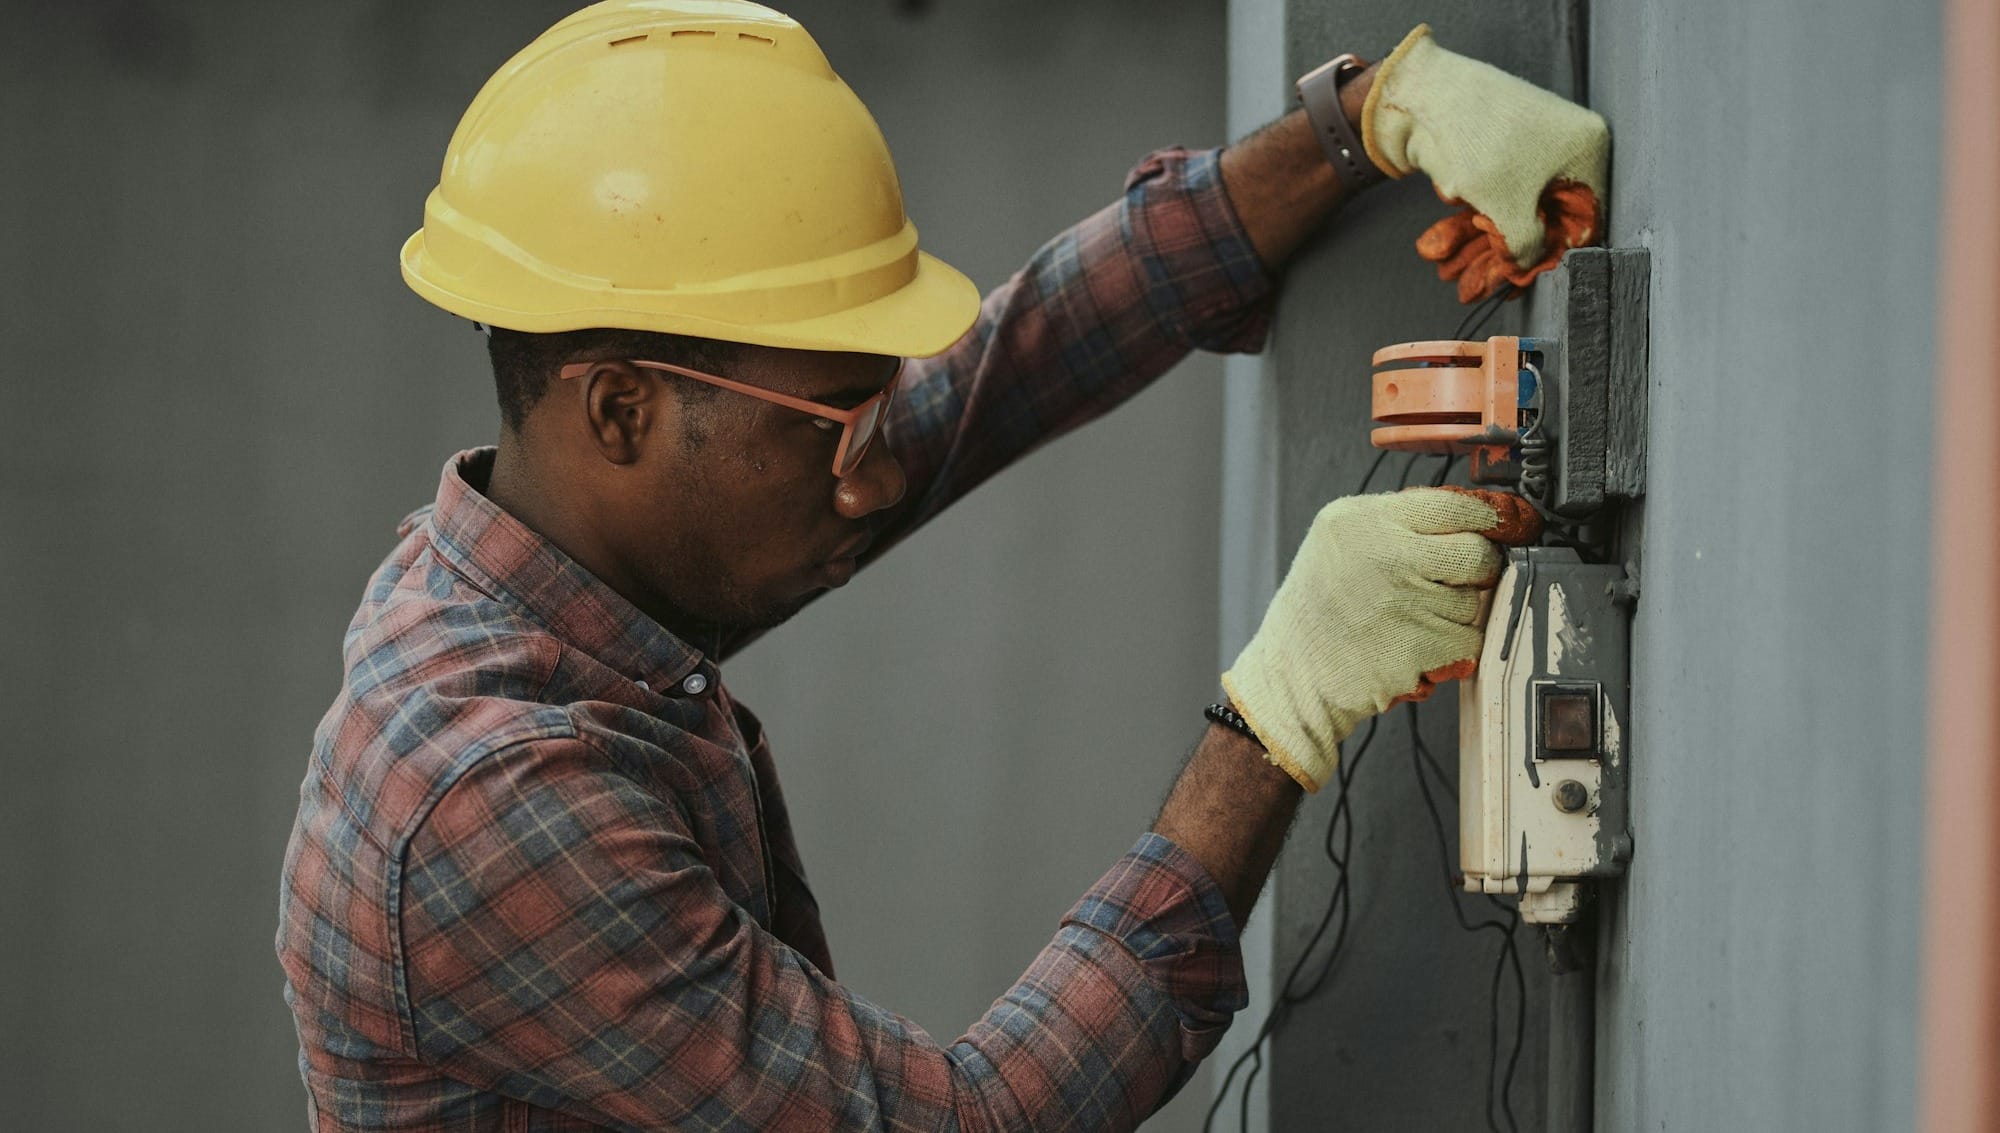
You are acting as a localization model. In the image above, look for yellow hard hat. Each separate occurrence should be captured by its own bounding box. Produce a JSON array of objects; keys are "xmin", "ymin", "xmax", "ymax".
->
[{"xmin": 400, "ymin": 0, "xmax": 980, "ymax": 358}]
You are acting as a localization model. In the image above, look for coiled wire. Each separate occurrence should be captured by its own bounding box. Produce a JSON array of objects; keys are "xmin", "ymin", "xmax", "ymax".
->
[{"xmin": 1515, "ymin": 360, "xmax": 1552, "ymax": 505}]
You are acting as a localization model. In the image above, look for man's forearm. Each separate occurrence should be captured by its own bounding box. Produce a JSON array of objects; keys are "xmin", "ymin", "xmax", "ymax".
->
[
  {"xmin": 1219, "ymin": 64, "xmax": 1382, "ymax": 269},
  {"xmin": 1153, "ymin": 724, "xmax": 1304, "ymax": 927}
]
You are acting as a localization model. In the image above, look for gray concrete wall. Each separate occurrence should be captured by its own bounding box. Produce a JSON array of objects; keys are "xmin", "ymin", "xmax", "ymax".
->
[
  {"xmin": 1586, "ymin": 1, "xmax": 1936, "ymax": 1128},
  {"xmin": 1223, "ymin": 0, "xmax": 1939, "ymax": 1129},
  {"xmin": 0, "ymin": 2, "xmax": 1228, "ymax": 1129}
]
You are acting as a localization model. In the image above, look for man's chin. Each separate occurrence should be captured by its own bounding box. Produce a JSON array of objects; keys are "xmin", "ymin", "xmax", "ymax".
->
[
  {"xmin": 720, "ymin": 588, "xmax": 825, "ymax": 635},
  {"xmin": 753, "ymin": 594, "xmax": 818, "ymax": 630},
  {"xmin": 671, "ymin": 570, "xmax": 839, "ymax": 640}
]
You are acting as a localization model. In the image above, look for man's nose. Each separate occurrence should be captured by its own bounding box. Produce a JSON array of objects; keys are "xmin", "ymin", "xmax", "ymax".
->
[{"xmin": 832, "ymin": 439, "xmax": 906, "ymax": 519}]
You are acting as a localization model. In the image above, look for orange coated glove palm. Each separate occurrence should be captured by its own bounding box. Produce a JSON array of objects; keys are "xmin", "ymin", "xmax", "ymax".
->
[
  {"xmin": 1363, "ymin": 25, "xmax": 1610, "ymax": 302},
  {"xmin": 1416, "ymin": 182, "xmax": 1602, "ymax": 304}
]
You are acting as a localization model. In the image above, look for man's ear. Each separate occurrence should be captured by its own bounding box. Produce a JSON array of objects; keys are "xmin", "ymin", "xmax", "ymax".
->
[{"xmin": 576, "ymin": 361, "xmax": 663, "ymax": 465}]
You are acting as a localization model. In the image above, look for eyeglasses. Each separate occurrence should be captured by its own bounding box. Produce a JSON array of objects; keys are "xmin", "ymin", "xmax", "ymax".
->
[{"xmin": 559, "ymin": 357, "xmax": 905, "ymax": 478}]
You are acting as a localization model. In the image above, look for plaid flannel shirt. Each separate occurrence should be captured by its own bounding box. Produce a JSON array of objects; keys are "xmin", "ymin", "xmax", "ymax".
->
[{"xmin": 279, "ymin": 147, "xmax": 1274, "ymax": 1132}]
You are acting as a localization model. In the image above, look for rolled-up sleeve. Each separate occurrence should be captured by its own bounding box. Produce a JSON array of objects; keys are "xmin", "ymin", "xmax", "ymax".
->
[
  {"xmin": 400, "ymin": 740, "xmax": 1247, "ymax": 1132},
  {"xmin": 879, "ymin": 146, "xmax": 1275, "ymax": 541}
]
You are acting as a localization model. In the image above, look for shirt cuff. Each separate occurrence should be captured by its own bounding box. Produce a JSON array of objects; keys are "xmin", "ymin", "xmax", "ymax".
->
[
  {"xmin": 1120, "ymin": 147, "xmax": 1277, "ymax": 356},
  {"xmin": 1061, "ymin": 832, "xmax": 1249, "ymax": 1062}
]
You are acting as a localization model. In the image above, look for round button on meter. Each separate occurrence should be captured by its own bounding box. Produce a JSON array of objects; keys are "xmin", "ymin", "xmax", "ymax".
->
[{"xmin": 1552, "ymin": 780, "xmax": 1590, "ymax": 814}]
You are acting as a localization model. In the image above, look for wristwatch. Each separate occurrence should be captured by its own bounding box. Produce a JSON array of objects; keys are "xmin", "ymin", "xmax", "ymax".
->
[{"xmin": 1295, "ymin": 52, "xmax": 1384, "ymax": 193}]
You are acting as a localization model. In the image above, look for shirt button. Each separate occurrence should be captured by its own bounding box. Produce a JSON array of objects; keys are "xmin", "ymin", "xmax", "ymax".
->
[
  {"xmin": 681, "ymin": 673, "xmax": 709, "ymax": 695},
  {"xmin": 635, "ymin": 680, "xmax": 650, "ymax": 692}
]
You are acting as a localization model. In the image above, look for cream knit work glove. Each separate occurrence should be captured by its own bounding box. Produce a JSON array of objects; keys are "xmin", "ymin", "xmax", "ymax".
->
[
  {"xmin": 1222, "ymin": 488, "xmax": 1540, "ymax": 792},
  {"xmin": 1363, "ymin": 24, "xmax": 1609, "ymax": 270}
]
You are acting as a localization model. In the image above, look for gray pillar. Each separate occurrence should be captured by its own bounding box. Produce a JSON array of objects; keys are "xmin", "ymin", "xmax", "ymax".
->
[
  {"xmin": 1585, "ymin": 0, "xmax": 1936, "ymax": 1129},
  {"xmin": 1220, "ymin": 2, "xmax": 1567, "ymax": 1130}
]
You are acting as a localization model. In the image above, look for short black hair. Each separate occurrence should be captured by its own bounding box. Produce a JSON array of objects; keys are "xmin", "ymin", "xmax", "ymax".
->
[{"xmin": 485, "ymin": 326, "xmax": 740, "ymax": 433}]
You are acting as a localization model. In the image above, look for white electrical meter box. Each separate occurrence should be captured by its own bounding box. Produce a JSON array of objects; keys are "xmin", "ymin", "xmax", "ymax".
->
[{"xmin": 1459, "ymin": 546, "xmax": 1633, "ymax": 924}]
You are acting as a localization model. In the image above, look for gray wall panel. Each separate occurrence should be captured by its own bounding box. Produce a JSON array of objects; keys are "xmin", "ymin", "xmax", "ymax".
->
[{"xmin": 1589, "ymin": 1, "xmax": 1935, "ymax": 1130}]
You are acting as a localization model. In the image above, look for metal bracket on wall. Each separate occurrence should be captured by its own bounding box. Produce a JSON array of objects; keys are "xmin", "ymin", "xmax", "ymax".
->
[{"xmin": 1533, "ymin": 247, "xmax": 1651, "ymax": 518}]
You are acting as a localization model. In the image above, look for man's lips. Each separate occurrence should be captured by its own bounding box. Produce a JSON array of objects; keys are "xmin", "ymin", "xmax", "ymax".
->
[
  {"xmin": 827, "ymin": 532, "xmax": 872, "ymax": 562},
  {"xmin": 811, "ymin": 532, "xmax": 872, "ymax": 589}
]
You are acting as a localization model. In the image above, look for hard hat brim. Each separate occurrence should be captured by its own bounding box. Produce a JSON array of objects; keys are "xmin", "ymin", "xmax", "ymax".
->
[
  {"xmin": 402, "ymin": 231, "xmax": 982, "ymax": 361},
  {"xmin": 740, "ymin": 248, "xmax": 983, "ymax": 359}
]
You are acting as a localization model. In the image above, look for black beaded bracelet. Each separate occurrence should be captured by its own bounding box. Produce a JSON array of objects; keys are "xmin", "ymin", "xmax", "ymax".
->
[{"xmin": 1204, "ymin": 702, "xmax": 1265, "ymax": 747}]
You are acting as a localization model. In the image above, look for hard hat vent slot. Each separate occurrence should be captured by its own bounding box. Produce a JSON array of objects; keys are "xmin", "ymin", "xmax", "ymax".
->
[
  {"xmin": 737, "ymin": 33, "xmax": 774, "ymax": 45},
  {"xmin": 608, "ymin": 34, "xmax": 649, "ymax": 47},
  {"xmin": 669, "ymin": 29, "xmax": 715, "ymax": 38}
]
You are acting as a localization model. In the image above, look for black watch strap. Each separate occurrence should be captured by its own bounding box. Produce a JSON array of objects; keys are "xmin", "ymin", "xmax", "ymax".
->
[{"xmin": 1295, "ymin": 53, "xmax": 1384, "ymax": 193}]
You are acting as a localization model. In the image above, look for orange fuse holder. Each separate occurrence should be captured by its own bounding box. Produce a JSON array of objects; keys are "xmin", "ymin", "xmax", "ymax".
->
[{"xmin": 1370, "ymin": 335, "xmax": 1539, "ymax": 483}]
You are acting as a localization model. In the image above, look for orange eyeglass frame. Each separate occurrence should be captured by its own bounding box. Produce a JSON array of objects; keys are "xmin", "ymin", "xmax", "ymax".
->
[{"xmin": 559, "ymin": 358, "xmax": 906, "ymax": 478}]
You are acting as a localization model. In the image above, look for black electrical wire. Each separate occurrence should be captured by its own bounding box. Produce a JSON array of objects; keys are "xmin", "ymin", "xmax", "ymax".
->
[
  {"xmin": 1204, "ymin": 294, "xmax": 1529, "ymax": 1129},
  {"xmin": 1451, "ymin": 287, "xmax": 1610, "ymax": 560},
  {"xmin": 1355, "ymin": 447, "xmax": 1392, "ymax": 496},
  {"xmin": 1407, "ymin": 699, "xmax": 1528, "ymax": 1133},
  {"xmin": 1200, "ymin": 715, "xmax": 1377, "ymax": 1130},
  {"xmin": 1204, "ymin": 456, "xmax": 1532, "ymax": 1133},
  {"xmin": 1413, "ymin": 454, "xmax": 1530, "ymax": 1133},
  {"xmin": 1214, "ymin": 716, "xmax": 1375, "ymax": 1133},
  {"xmin": 1568, "ymin": 0, "xmax": 1591, "ymax": 107},
  {"xmin": 1201, "ymin": 447, "xmax": 1406, "ymax": 1133},
  {"xmin": 1431, "ymin": 452, "xmax": 1460, "ymax": 488},
  {"xmin": 1451, "ymin": 283, "xmax": 1519, "ymax": 342},
  {"xmin": 1417, "ymin": 451, "xmax": 1531, "ymax": 1133}
]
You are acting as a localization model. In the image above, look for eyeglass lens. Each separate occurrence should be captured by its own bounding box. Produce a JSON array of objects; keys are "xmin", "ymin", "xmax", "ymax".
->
[{"xmin": 837, "ymin": 394, "xmax": 889, "ymax": 477}]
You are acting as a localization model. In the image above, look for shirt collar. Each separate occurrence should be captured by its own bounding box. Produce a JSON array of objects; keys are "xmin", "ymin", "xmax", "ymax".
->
[{"xmin": 420, "ymin": 447, "xmax": 715, "ymax": 697}]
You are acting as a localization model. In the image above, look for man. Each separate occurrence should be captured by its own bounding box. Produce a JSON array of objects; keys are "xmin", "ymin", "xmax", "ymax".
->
[{"xmin": 277, "ymin": 2, "xmax": 1607, "ymax": 1129}]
